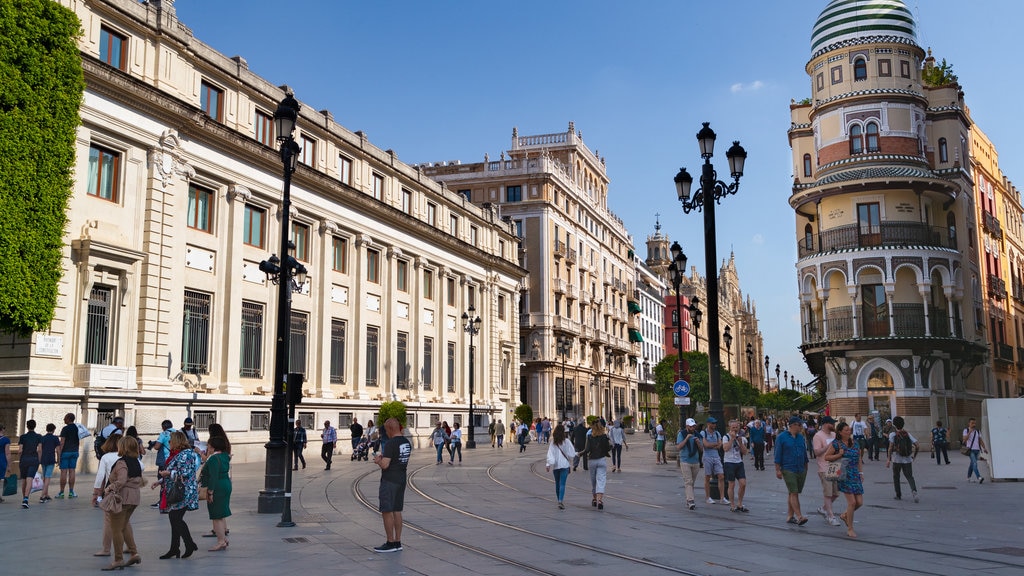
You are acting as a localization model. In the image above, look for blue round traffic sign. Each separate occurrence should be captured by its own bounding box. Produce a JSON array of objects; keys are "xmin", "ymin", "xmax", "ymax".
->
[{"xmin": 673, "ymin": 379, "xmax": 690, "ymax": 397}]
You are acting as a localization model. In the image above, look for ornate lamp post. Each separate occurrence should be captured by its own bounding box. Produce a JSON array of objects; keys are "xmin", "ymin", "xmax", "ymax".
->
[
  {"xmin": 668, "ymin": 242, "xmax": 687, "ymax": 429},
  {"xmin": 745, "ymin": 343, "xmax": 754, "ymax": 384},
  {"xmin": 603, "ymin": 346, "xmax": 613, "ymax": 420},
  {"xmin": 258, "ymin": 92, "xmax": 307, "ymax": 518},
  {"xmin": 764, "ymin": 355, "xmax": 770, "ymax": 389},
  {"xmin": 723, "ymin": 325, "xmax": 733, "ymax": 373},
  {"xmin": 688, "ymin": 297, "xmax": 702, "ymax": 352},
  {"xmin": 673, "ymin": 122, "xmax": 747, "ymax": 425},
  {"xmin": 462, "ymin": 306, "xmax": 482, "ymax": 449},
  {"xmin": 784, "ymin": 370, "xmax": 788, "ymax": 390},
  {"xmin": 556, "ymin": 336, "xmax": 574, "ymax": 422},
  {"xmin": 775, "ymin": 364, "xmax": 781, "ymax": 390}
]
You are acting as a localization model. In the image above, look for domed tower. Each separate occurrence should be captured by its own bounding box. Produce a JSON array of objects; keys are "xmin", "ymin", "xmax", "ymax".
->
[
  {"xmin": 645, "ymin": 214, "xmax": 672, "ymax": 280},
  {"xmin": 790, "ymin": 0, "xmax": 985, "ymax": 430}
]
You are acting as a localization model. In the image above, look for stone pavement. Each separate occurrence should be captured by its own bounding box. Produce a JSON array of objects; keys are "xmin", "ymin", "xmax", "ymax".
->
[{"xmin": 2, "ymin": 439, "xmax": 1021, "ymax": 575}]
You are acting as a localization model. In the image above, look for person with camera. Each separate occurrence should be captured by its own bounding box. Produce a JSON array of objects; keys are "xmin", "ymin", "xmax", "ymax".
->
[{"xmin": 722, "ymin": 419, "xmax": 749, "ymax": 512}]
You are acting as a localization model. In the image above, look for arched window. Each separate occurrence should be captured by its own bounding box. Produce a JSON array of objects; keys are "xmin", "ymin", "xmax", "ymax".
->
[
  {"xmin": 804, "ymin": 224, "xmax": 814, "ymax": 251},
  {"xmin": 803, "ymin": 154, "xmax": 812, "ymax": 177},
  {"xmin": 866, "ymin": 122, "xmax": 879, "ymax": 152},
  {"xmin": 947, "ymin": 212, "xmax": 957, "ymax": 247},
  {"xmin": 867, "ymin": 368, "xmax": 894, "ymax": 389},
  {"xmin": 849, "ymin": 124, "xmax": 863, "ymax": 154},
  {"xmin": 854, "ymin": 58, "xmax": 868, "ymax": 81},
  {"xmin": 939, "ymin": 137, "xmax": 948, "ymax": 163}
]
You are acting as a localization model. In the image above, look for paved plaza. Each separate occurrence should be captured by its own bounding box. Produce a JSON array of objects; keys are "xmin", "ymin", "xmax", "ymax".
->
[{"xmin": 3, "ymin": 439, "xmax": 1021, "ymax": 575}]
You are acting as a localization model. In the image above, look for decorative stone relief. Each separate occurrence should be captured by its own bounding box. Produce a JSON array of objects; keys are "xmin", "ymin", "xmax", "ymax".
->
[{"xmin": 150, "ymin": 129, "xmax": 194, "ymax": 188}]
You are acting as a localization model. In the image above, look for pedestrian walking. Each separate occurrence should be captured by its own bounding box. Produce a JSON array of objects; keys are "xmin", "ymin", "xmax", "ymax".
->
[
  {"xmin": 867, "ymin": 415, "xmax": 881, "ymax": 461},
  {"xmin": 851, "ymin": 414, "xmax": 867, "ymax": 455},
  {"xmin": 321, "ymin": 420, "xmax": 337, "ymax": 470},
  {"xmin": 350, "ymin": 418, "xmax": 364, "ymax": 452},
  {"xmin": 701, "ymin": 417, "xmax": 727, "ymax": 505},
  {"xmin": 722, "ymin": 419, "xmax": 749, "ymax": 512},
  {"xmin": 825, "ymin": 422, "xmax": 863, "ymax": 538},
  {"xmin": 430, "ymin": 422, "xmax": 448, "ymax": 464},
  {"xmin": 584, "ymin": 420, "xmax": 611, "ymax": 510},
  {"xmin": 57, "ymin": 413, "xmax": 81, "ymax": 500},
  {"xmin": 91, "ymin": 435, "xmax": 122, "ymax": 557},
  {"xmin": 886, "ymin": 416, "xmax": 919, "ymax": 502},
  {"xmin": 812, "ymin": 416, "xmax": 843, "ymax": 527},
  {"xmin": 291, "ymin": 421, "xmax": 307, "ymax": 470},
  {"xmin": 571, "ymin": 418, "xmax": 589, "ymax": 470},
  {"xmin": 545, "ymin": 423, "xmax": 575, "ymax": 509},
  {"xmin": 373, "ymin": 418, "xmax": 411, "ymax": 553},
  {"xmin": 200, "ymin": 435, "xmax": 232, "ymax": 552},
  {"xmin": 153, "ymin": 431, "xmax": 201, "ymax": 559},
  {"xmin": 747, "ymin": 416, "xmax": 766, "ymax": 471},
  {"xmin": 517, "ymin": 421, "xmax": 530, "ymax": 453},
  {"xmin": 17, "ymin": 419, "xmax": 42, "ymax": 509},
  {"xmin": 489, "ymin": 421, "xmax": 496, "ymax": 447},
  {"xmin": 962, "ymin": 418, "xmax": 987, "ymax": 482},
  {"xmin": 99, "ymin": 436, "xmax": 144, "ymax": 570},
  {"xmin": 654, "ymin": 419, "xmax": 667, "ymax": 464},
  {"xmin": 0, "ymin": 425, "xmax": 10, "ymax": 504},
  {"xmin": 931, "ymin": 420, "xmax": 950, "ymax": 465},
  {"xmin": 676, "ymin": 418, "xmax": 702, "ymax": 510},
  {"xmin": 496, "ymin": 419, "xmax": 505, "ymax": 448},
  {"xmin": 447, "ymin": 422, "xmax": 462, "ymax": 465},
  {"xmin": 608, "ymin": 419, "xmax": 628, "ymax": 472},
  {"xmin": 775, "ymin": 415, "xmax": 810, "ymax": 526},
  {"xmin": 39, "ymin": 423, "xmax": 61, "ymax": 502}
]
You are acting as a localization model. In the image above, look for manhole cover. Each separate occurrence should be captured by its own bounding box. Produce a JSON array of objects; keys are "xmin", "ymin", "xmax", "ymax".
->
[{"xmin": 283, "ymin": 537, "xmax": 311, "ymax": 544}]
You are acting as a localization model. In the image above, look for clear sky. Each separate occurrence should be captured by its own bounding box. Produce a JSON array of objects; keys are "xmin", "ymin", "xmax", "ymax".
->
[{"xmin": 174, "ymin": 0, "xmax": 1020, "ymax": 387}]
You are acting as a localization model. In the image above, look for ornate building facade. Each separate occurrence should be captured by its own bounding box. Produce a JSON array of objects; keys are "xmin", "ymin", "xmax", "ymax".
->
[
  {"xmin": 0, "ymin": 0, "xmax": 524, "ymax": 466},
  {"xmin": 790, "ymin": 0, "xmax": 988, "ymax": 434},
  {"xmin": 422, "ymin": 125, "xmax": 639, "ymax": 422}
]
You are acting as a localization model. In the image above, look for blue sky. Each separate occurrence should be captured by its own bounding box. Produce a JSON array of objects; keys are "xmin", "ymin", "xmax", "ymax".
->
[{"xmin": 175, "ymin": 1, "xmax": 1021, "ymax": 386}]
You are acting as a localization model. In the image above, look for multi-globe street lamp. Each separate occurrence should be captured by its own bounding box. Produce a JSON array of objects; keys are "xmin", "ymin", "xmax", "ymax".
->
[
  {"xmin": 764, "ymin": 355, "xmax": 770, "ymax": 389},
  {"xmin": 688, "ymin": 297, "xmax": 702, "ymax": 352},
  {"xmin": 723, "ymin": 325, "xmax": 733, "ymax": 373},
  {"xmin": 668, "ymin": 242, "xmax": 687, "ymax": 429},
  {"xmin": 745, "ymin": 343, "xmax": 753, "ymax": 384},
  {"xmin": 257, "ymin": 92, "xmax": 308, "ymax": 521},
  {"xmin": 775, "ymin": 364, "xmax": 781, "ymax": 390},
  {"xmin": 556, "ymin": 336, "xmax": 574, "ymax": 422},
  {"xmin": 673, "ymin": 122, "xmax": 747, "ymax": 425},
  {"xmin": 462, "ymin": 306, "xmax": 482, "ymax": 449}
]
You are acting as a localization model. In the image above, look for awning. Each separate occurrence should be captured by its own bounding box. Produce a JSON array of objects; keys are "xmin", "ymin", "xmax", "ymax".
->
[
  {"xmin": 627, "ymin": 300, "xmax": 642, "ymax": 314},
  {"xmin": 628, "ymin": 328, "xmax": 644, "ymax": 343}
]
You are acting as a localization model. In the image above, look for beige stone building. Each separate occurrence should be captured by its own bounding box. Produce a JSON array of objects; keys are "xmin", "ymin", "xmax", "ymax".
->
[
  {"xmin": 790, "ymin": 0, "xmax": 988, "ymax": 435},
  {"xmin": 0, "ymin": 0, "xmax": 524, "ymax": 466},
  {"xmin": 422, "ymin": 125, "xmax": 639, "ymax": 422}
]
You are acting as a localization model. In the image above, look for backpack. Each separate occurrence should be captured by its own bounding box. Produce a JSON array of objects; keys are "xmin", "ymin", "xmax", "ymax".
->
[
  {"xmin": 893, "ymin": 430, "xmax": 913, "ymax": 457},
  {"xmin": 94, "ymin": 433, "xmax": 106, "ymax": 459}
]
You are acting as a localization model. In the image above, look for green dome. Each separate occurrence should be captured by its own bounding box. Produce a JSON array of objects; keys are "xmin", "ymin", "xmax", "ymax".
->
[{"xmin": 811, "ymin": 0, "xmax": 917, "ymax": 56}]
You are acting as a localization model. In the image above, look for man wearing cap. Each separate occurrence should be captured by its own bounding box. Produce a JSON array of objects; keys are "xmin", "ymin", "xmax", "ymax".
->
[
  {"xmin": 701, "ymin": 417, "xmax": 728, "ymax": 505},
  {"xmin": 813, "ymin": 416, "xmax": 843, "ymax": 526},
  {"xmin": 775, "ymin": 415, "xmax": 810, "ymax": 525},
  {"xmin": 675, "ymin": 418, "xmax": 702, "ymax": 510},
  {"xmin": 181, "ymin": 417, "xmax": 199, "ymax": 449}
]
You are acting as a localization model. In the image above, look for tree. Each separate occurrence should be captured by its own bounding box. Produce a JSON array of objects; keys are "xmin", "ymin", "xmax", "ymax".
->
[
  {"xmin": 0, "ymin": 0, "xmax": 84, "ymax": 335},
  {"xmin": 514, "ymin": 404, "xmax": 533, "ymax": 425},
  {"xmin": 378, "ymin": 401, "xmax": 408, "ymax": 429},
  {"xmin": 922, "ymin": 57, "xmax": 958, "ymax": 87}
]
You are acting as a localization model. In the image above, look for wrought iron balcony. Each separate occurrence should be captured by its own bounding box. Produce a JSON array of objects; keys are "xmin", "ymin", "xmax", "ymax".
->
[
  {"xmin": 802, "ymin": 305, "xmax": 958, "ymax": 343},
  {"xmin": 797, "ymin": 222, "xmax": 956, "ymax": 258},
  {"xmin": 982, "ymin": 210, "xmax": 1003, "ymax": 239}
]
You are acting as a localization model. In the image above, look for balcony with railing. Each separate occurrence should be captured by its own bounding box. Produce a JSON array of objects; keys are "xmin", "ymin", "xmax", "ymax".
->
[
  {"xmin": 996, "ymin": 343, "xmax": 1015, "ymax": 364},
  {"xmin": 568, "ymin": 283, "xmax": 579, "ymax": 300},
  {"xmin": 982, "ymin": 210, "xmax": 1003, "ymax": 239},
  {"xmin": 797, "ymin": 222, "xmax": 956, "ymax": 258},
  {"xmin": 1017, "ymin": 347, "xmax": 1024, "ymax": 366},
  {"xmin": 566, "ymin": 247, "xmax": 577, "ymax": 264},
  {"xmin": 988, "ymin": 274, "xmax": 1007, "ymax": 300},
  {"xmin": 552, "ymin": 278, "xmax": 567, "ymax": 294},
  {"xmin": 802, "ymin": 305, "xmax": 959, "ymax": 344},
  {"xmin": 554, "ymin": 240, "xmax": 566, "ymax": 259}
]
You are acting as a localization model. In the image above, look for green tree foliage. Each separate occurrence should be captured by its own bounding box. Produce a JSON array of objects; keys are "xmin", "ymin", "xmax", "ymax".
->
[
  {"xmin": 756, "ymin": 389, "xmax": 805, "ymax": 412},
  {"xmin": 514, "ymin": 404, "xmax": 533, "ymax": 425},
  {"xmin": 378, "ymin": 401, "xmax": 408, "ymax": 429},
  {"xmin": 0, "ymin": 0, "xmax": 83, "ymax": 335},
  {"xmin": 922, "ymin": 58, "xmax": 958, "ymax": 87},
  {"xmin": 655, "ymin": 351, "xmax": 762, "ymax": 439}
]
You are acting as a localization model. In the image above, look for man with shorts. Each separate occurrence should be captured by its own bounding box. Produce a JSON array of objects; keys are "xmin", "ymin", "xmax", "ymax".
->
[
  {"xmin": 701, "ymin": 417, "xmax": 727, "ymax": 505},
  {"xmin": 373, "ymin": 418, "xmax": 411, "ymax": 553},
  {"xmin": 18, "ymin": 419, "xmax": 43, "ymax": 508},
  {"xmin": 851, "ymin": 414, "xmax": 867, "ymax": 454},
  {"xmin": 722, "ymin": 419, "xmax": 749, "ymax": 512},
  {"xmin": 812, "ymin": 415, "xmax": 843, "ymax": 526},
  {"xmin": 57, "ymin": 413, "xmax": 81, "ymax": 499},
  {"xmin": 654, "ymin": 419, "xmax": 667, "ymax": 464},
  {"xmin": 38, "ymin": 423, "xmax": 61, "ymax": 502},
  {"xmin": 775, "ymin": 415, "xmax": 810, "ymax": 525}
]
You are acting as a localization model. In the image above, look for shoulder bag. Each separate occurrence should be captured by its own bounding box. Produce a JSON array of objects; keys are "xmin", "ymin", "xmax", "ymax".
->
[
  {"xmin": 99, "ymin": 490, "xmax": 123, "ymax": 513},
  {"xmin": 960, "ymin": 431, "xmax": 975, "ymax": 456},
  {"xmin": 165, "ymin": 474, "xmax": 186, "ymax": 505}
]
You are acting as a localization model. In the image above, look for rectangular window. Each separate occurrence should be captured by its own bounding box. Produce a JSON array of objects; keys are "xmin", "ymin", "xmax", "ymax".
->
[
  {"xmin": 423, "ymin": 337, "xmax": 434, "ymax": 390},
  {"xmin": 297, "ymin": 412, "xmax": 315, "ymax": 430},
  {"xmin": 182, "ymin": 290, "xmax": 211, "ymax": 375},
  {"xmin": 367, "ymin": 249, "xmax": 380, "ymax": 283},
  {"xmin": 499, "ymin": 240, "xmax": 505, "ymax": 258},
  {"xmin": 84, "ymin": 285, "xmax": 113, "ymax": 364},
  {"xmin": 200, "ymin": 80, "xmax": 223, "ymax": 121},
  {"xmin": 372, "ymin": 173, "xmax": 384, "ymax": 200},
  {"xmin": 450, "ymin": 214, "xmax": 459, "ymax": 236},
  {"xmin": 446, "ymin": 341, "xmax": 456, "ymax": 393},
  {"xmin": 87, "ymin": 144, "xmax": 120, "ymax": 202},
  {"xmin": 900, "ymin": 60, "xmax": 911, "ymax": 78},
  {"xmin": 337, "ymin": 412, "xmax": 353, "ymax": 428},
  {"xmin": 240, "ymin": 301, "xmax": 264, "ymax": 378},
  {"xmin": 458, "ymin": 189, "xmax": 471, "ymax": 201},
  {"xmin": 498, "ymin": 294, "xmax": 506, "ymax": 320},
  {"xmin": 99, "ymin": 26, "xmax": 127, "ymax": 70},
  {"xmin": 338, "ymin": 154, "xmax": 352, "ymax": 185},
  {"xmin": 300, "ymin": 135, "xmax": 316, "ymax": 166},
  {"xmin": 506, "ymin": 185, "xmax": 522, "ymax": 202},
  {"xmin": 366, "ymin": 325, "xmax": 379, "ymax": 387},
  {"xmin": 401, "ymin": 189, "xmax": 412, "ymax": 214},
  {"xmin": 291, "ymin": 222, "xmax": 310, "ymax": 262},
  {"xmin": 514, "ymin": 219, "xmax": 523, "ymax": 238},
  {"xmin": 446, "ymin": 277, "xmax": 455, "ymax": 306},
  {"xmin": 427, "ymin": 202, "xmax": 437, "ymax": 226},
  {"xmin": 289, "ymin": 311, "xmax": 308, "ymax": 376},
  {"xmin": 878, "ymin": 59, "xmax": 892, "ymax": 77},
  {"xmin": 254, "ymin": 109, "xmax": 274, "ymax": 146},
  {"xmin": 470, "ymin": 226, "xmax": 478, "ymax": 246},
  {"xmin": 249, "ymin": 411, "xmax": 270, "ymax": 431},
  {"xmin": 187, "ymin": 184, "xmax": 213, "ymax": 232},
  {"xmin": 332, "ymin": 236, "xmax": 348, "ymax": 273},
  {"xmin": 423, "ymin": 269, "xmax": 434, "ymax": 300},
  {"xmin": 243, "ymin": 204, "xmax": 265, "ymax": 248},
  {"xmin": 330, "ymin": 319, "xmax": 346, "ymax": 384},
  {"xmin": 192, "ymin": 410, "xmax": 216, "ymax": 431},
  {"xmin": 468, "ymin": 286, "xmax": 476, "ymax": 309},
  {"xmin": 396, "ymin": 331, "xmax": 409, "ymax": 389},
  {"xmin": 397, "ymin": 260, "xmax": 408, "ymax": 292}
]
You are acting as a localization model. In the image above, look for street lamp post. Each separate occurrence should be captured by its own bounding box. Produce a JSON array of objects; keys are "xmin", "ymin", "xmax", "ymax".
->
[
  {"xmin": 673, "ymin": 122, "xmax": 747, "ymax": 425},
  {"xmin": 784, "ymin": 370, "xmax": 788, "ymax": 390},
  {"xmin": 462, "ymin": 306, "xmax": 482, "ymax": 449},
  {"xmin": 668, "ymin": 243, "xmax": 687, "ymax": 430},
  {"xmin": 688, "ymin": 297, "xmax": 702, "ymax": 353},
  {"xmin": 603, "ymin": 346, "xmax": 613, "ymax": 420},
  {"xmin": 764, "ymin": 355, "xmax": 770, "ymax": 389},
  {"xmin": 723, "ymin": 325, "xmax": 733, "ymax": 373},
  {"xmin": 258, "ymin": 92, "xmax": 307, "ymax": 518},
  {"xmin": 775, "ymin": 364, "xmax": 781, "ymax": 390},
  {"xmin": 745, "ymin": 343, "xmax": 753, "ymax": 384},
  {"xmin": 556, "ymin": 336, "xmax": 573, "ymax": 422}
]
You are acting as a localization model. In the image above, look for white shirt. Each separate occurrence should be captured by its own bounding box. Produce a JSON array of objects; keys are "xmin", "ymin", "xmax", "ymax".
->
[
  {"xmin": 93, "ymin": 451, "xmax": 121, "ymax": 490},
  {"xmin": 962, "ymin": 428, "xmax": 982, "ymax": 450},
  {"xmin": 851, "ymin": 420, "xmax": 867, "ymax": 437},
  {"xmin": 450, "ymin": 429, "xmax": 462, "ymax": 443},
  {"xmin": 722, "ymin": 434, "xmax": 746, "ymax": 464},
  {"xmin": 888, "ymin": 431, "xmax": 918, "ymax": 464}
]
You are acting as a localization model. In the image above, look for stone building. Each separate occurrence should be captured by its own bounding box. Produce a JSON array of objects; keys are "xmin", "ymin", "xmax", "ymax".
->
[
  {"xmin": 790, "ymin": 0, "xmax": 988, "ymax": 434},
  {"xmin": 0, "ymin": 0, "xmax": 524, "ymax": 466},
  {"xmin": 422, "ymin": 125, "xmax": 639, "ymax": 422}
]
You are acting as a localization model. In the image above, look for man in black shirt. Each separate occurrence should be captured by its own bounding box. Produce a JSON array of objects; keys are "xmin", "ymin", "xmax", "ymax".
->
[
  {"xmin": 57, "ymin": 413, "xmax": 81, "ymax": 499},
  {"xmin": 372, "ymin": 418, "xmax": 410, "ymax": 553},
  {"xmin": 18, "ymin": 419, "xmax": 43, "ymax": 508},
  {"xmin": 350, "ymin": 418, "xmax": 364, "ymax": 452}
]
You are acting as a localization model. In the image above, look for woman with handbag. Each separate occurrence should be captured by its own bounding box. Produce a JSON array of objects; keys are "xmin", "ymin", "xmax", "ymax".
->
[
  {"xmin": 99, "ymin": 436, "xmax": 144, "ymax": 570},
  {"xmin": 91, "ymin": 434, "xmax": 123, "ymax": 556},
  {"xmin": 151, "ymin": 431, "xmax": 200, "ymax": 559},
  {"xmin": 584, "ymin": 420, "xmax": 612, "ymax": 510},
  {"xmin": 544, "ymin": 423, "xmax": 576, "ymax": 509},
  {"xmin": 199, "ymin": 435, "xmax": 232, "ymax": 551},
  {"xmin": 824, "ymin": 422, "xmax": 863, "ymax": 538}
]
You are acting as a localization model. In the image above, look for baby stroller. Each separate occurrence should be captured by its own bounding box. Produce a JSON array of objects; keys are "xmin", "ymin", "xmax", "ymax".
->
[{"xmin": 351, "ymin": 435, "xmax": 371, "ymax": 461}]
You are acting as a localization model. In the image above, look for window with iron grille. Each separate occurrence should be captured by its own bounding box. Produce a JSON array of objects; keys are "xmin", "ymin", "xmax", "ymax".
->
[
  {"xmin": 430, "ymin": 413, "xmax": 440, "ymax": 427},
  {"xmin": 330, "ymin": 319, "xmax": 346, "ymax": 384},
  {"xmin": 297, "ymin": 411, "xmax": 315, "ymax": 429},
  {"xmin": 423, "ymin": 337, "xmax": 433, "ymax": 390},
  {"xmin": 406, "ymin": 413, "xmax": 417, "ymax": 428},
  {"xmin": 366, "ymin": 326, "xmax": 379, "ymax": 387},
  {"xmin": 446, "ymin": 341, "xmax": 455, "ymax": 392},
  {"xmin": 240, "ymin": 301, "xmax": 263, "ymax": 378},
  {"xmin": 289, "ymin": 311, "xmax": 308, "ymax": 376},
  {"xmin": 192, "ymin": 410, "xmax": 216, "ymax": 431},
  {"xmin": 85, "ymin": 286, "xmax": 113, "ymax": 364},
  {"xmin": 396, "ymin": 331, "xmax": 409, "ymax": 389},
  {"xmin": 250, "ymin": 411, "xmax": 270, "ymax": 431},
  {"xmin": 338, "ymin": 412, "xmax": 353, "ymax": 428},
  {"xmin": 453, "ymin": 414, "xmax": 462, "ymax": 426},
  {"xmin": 96, "ymin": 409, "xmax": 116, "ymax": 431},
  {"xmin": 181, "ymin": 290, "xmax": 211, "ymax": 374}
]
